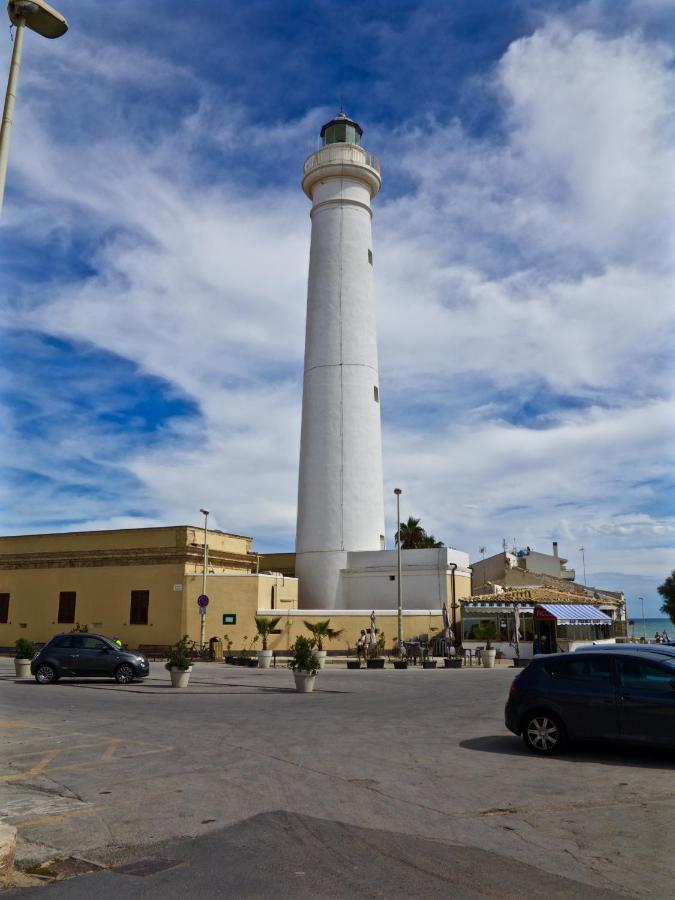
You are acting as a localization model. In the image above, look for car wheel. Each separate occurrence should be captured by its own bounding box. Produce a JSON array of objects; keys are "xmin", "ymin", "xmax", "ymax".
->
[
  {"xmin": 522, "ymin": 712, "xmax": 567, "ymax": 755},
  {"xmin": 114, "ymin": 664, "xmax": 135, "ymax": 685},
  {"xmin": 35, "ymin": 664, "xmax": 57, "ymax": 685}
]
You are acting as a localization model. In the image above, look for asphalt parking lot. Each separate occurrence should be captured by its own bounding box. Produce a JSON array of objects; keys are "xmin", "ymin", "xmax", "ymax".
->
[{"xmin": 1, "ymin": 659, "xmax": 673, "ymax": 898}]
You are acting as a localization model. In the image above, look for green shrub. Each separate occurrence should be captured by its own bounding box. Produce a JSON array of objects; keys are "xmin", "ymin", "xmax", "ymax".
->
[
  {"xmin": 15, "ymin": 638, "xmax": 37, "ymax": 659},
  {"xmin": 165, "ymin": 635, "xmax": 192, "ymax": 671},
  {"xmin": 288, "ymin": 635, "xmax": 319, "ymax": 675}
]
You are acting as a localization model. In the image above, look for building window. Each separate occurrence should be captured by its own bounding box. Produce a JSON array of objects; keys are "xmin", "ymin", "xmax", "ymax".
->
[
  {"xmin": 0, "ymin": 594, "xmax": 9, "ymax": 623},
  {"xmin": 57, "ymin": 592, "xmax": 76, "ymax": 624},
  {"xmin": 374, "ymin": 386, "xmax": 379, "ymax": 402},
  {"xmin": 130, "ymin": 590, "xmax": 149, "ymax": 625},
  {"xmin": 368, "ymin": 249, "xmax": 373, "ymax": 265}
]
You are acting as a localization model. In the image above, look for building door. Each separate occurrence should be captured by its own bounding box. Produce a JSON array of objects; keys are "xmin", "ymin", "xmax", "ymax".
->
[{"xmin": 535, "ymin": 620, "xmax": 557, "ymax": 653}]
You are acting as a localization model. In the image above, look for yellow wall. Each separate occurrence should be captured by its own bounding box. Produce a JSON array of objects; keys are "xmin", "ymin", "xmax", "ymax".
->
[
  {"xmin": 182, "ymin": 574, "xmax": 299, "ymax": 650},
  {"xmin": 248, "ymin": 611, "xmax": 449, "ymax": 653},
  {"xmin": 0, "ymin": 563, "xmax": 186, "ymax": 646}
]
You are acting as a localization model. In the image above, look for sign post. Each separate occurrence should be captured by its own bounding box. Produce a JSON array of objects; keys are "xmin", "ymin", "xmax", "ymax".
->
[{"xmin": 197, "ymin": 594, "xmax": 209, "ymax": 651}]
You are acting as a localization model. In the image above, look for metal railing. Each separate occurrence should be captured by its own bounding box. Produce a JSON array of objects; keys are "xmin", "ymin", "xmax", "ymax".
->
[{"xmin": 303, "ymin": 144, "xmax": 380, "ymax": 175}]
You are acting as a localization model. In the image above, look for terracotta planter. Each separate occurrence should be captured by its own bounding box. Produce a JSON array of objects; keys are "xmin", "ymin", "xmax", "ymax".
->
[
  {"xmin": 170, "ymin": 666, "xmax": 192, "ymax": 688},
  {"xmin": 481, "ymin": 648, "xmax": 497, "ymax": 669},
  {"xmin": 346, "ymin": 661, "xmax": 361, "ymax": 670},
  {"xmin": 422, "ymin": 660, "xmax": 437, "ymax": 669},
  {"xmin": 393, "ymin": 660, "xmax": 408, "ymax": 670},
  {"xmin": 313, "ymin": 650, "xmax": 327, "ymax": 670},
  {"xmin": 293, "ymin": 671, "xmax": 316, "ymax": 693},
  {"xmin": 14, "ymin": 659, "xmax": 31, "ymax": 677},
  {"xmin": 257, "ymin": 650, "xmax": 273, "ymax": 669}
]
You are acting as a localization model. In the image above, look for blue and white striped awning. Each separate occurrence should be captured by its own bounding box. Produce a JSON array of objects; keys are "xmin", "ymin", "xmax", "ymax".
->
[{"xmin": 541, "ymin": 604, "xmax": 611, "ymax": 624}]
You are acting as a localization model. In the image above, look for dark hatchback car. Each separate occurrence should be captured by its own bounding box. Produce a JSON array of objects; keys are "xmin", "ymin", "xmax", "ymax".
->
[
  {"xmin": 505, "ymin": 648, "xmax": 675, "ymax": 754},
  {"xmin": 31, "ymin": 634, "xmax": 150, "ymax": 685}
]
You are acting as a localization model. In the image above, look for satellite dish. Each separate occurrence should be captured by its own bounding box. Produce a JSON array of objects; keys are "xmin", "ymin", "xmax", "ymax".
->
[{"xmin": 7, "ymin": 1, "xmax": 68, "ymax": 39}]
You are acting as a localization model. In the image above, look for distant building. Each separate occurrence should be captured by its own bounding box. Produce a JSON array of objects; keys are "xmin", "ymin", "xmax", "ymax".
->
[
  {"xmin": 471, "ymin": 541, "xmax": 575, "ymax": 589},
  {"xmin": 464, "ymin": 542, "xmax": 627, "ymax": 658}
]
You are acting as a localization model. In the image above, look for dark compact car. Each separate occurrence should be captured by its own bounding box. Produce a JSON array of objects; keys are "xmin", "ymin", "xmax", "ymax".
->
[
  {"xmin": 31, "ymin": 633, "xmax": 150, "ymax": 685},
  {"xmin": 505, "ymin": 647, "xmax": 675, "ymax": 754}
]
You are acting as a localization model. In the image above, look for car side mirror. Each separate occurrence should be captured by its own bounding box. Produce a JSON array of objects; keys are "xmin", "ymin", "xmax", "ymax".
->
[{"xmin": 101, "ymin": 648, "xmax": 110, "ymax": 654}]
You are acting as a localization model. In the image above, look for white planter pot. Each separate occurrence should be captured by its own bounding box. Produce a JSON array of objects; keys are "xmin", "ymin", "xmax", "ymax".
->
[
  {"xmin": 313, "ymin": 650, "xmax": 327, "ymax": 670},
  {"xmin": 258, "ymin": 650, "xmax": 273, "ymax": 669},
  {"xmin": 481, "ymin": 648, "xmax": 497, "ymax": 669},
  {"xmin": 14, "ymin": 659, "xmax": 31, "ymax": 677},
  {"xmin": 170, "ymin": 666, "xmax": 192, "ymax": 688},
  {"xmin": 293, "ymin": 671, "xmax": 316, "ymax": 693}
]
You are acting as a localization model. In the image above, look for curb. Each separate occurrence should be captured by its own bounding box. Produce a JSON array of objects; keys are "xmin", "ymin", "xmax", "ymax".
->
[{"xmin": 0, "ymin": 822, "xmax": 16, "ymax": 886}]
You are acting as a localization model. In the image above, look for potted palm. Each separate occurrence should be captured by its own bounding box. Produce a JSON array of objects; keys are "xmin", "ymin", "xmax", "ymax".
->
[
  {"xmin": 391, "ymin": 639, "xmax": 407, "ymax": 669},
  {"xmin": 366, "ymin": 632, "xmax": 386, "ymax": 669},
  {"xmin": 422, "ymin": 637, "xmax": 437, "ymax": 669},
  {"xmin": 304, "ymin": 619, "xmax": 344, "ymax": 669},
  {"xmin": 444, "ymin": 646, "xmax": 462, "ymax": 668},
  {"xmin": 474, "ymin": 622, "xmax": 498, "ymax": 668},
  {"xmin": 288, "ymin": 635, "xmax": 319, "ymax": 692},
  {"xmin": 14, "ymin": 639, "xmax": 37, "ymax": 677},
  {"xmin": 255, "ymin": 616, "xmax": 280, "ymax": 668},
  {"xmin": 165, "ymin": 635, "xmax": 193, "ymax": 687},
  {"xmin": 223, "ymin": 633, "xmax": 235, "ymax": 664}
]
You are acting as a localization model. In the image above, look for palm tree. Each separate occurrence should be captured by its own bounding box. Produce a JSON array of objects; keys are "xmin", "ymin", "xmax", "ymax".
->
[
  {"xmin": 254, "ymin": 616, "xmax": 281, "ymax": 651},
  {"xmin": 395, "ymin": 516, "xmax": 444, "ymax": 549},
  {"xmin": 303, "ymin": 619, "xmax": 344, "ymax": 651},
  {"xmin": 658, "ymin": 571, "xmax": 675, "ymax": 626}
]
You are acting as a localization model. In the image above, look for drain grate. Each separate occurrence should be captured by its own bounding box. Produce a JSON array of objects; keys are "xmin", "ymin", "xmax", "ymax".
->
[{"xmin": 113, "ymin": 858, "xmax": 184, "ymax": 877}]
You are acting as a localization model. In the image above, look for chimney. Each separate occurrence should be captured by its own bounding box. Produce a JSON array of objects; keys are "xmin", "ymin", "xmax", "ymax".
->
[{"xmin": 552, "ymin": 541, "xmax": 558, "ymax": 558}]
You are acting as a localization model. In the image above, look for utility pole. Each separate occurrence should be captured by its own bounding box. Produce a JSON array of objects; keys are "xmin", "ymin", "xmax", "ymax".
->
[
  {"xmin": 394, "ymin": 488, "xmax": 402, "ymax": 649},
  {"xmin": 199, "ymin": 508, "xmax": 209, "ymax": 651},
  {"xmin": 579, "ymin": 547, "xmax": 587, "ymax": 586}
]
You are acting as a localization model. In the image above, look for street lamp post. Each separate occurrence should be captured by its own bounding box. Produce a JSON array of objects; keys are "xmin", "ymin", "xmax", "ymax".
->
[
  {"xmin": 0, "ymin": 1, "xmax": 68, "ymax": 215},
  {"xmin": 394, "ymin": 488, "xmax": 402, "ymax": 649},
  {"xmin": 199, "ymin": 508, "xmax": 209, "ymax": 651},
  {"xmin": 639, "ymin": 596, "xmax": 646, "ymax": 642},
  {"xmin": 579, "ymin": 547, "xmax": 587, "ymax": 586}
]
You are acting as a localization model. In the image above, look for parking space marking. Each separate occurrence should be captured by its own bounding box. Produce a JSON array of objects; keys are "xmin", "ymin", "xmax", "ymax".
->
[
  {"xmin": 99, "ymin": 738, "xmax": 124, "ymax": 763},
  {"xmin": 0, "ymin": 749, "xmax": 61, "ymax": 782},
  {"xmin": 0, "ymin": 720, "xmax": 44, "ymax": 729}
]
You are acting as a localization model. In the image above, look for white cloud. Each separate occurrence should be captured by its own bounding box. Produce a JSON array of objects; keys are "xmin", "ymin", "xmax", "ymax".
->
[{"xmin": 2, "ymin": 7, "xmax": 674, "ymax": 590}]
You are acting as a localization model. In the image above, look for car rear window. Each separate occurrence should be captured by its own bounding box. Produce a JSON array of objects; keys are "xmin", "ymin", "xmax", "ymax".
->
[{"xmin": 544, "ymin": 656, "xmax": 611, "ymax": 682}]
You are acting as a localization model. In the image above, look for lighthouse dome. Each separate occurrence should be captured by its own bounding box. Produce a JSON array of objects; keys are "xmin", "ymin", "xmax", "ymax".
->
[{"xmin": 320, "ymin": 112, "xmax": 363, "ymax": 146}]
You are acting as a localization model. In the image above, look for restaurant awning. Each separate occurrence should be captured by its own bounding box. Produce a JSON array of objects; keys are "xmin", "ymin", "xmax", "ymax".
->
[{"xmin": 540, "ymin": 604, "xmax": 611, "ymax": 625}]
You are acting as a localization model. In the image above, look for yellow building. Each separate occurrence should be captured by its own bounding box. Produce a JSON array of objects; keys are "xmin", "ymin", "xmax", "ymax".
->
[{"xmin": 0, "ymin": 527, "xmax": 466, "ymax": 653}]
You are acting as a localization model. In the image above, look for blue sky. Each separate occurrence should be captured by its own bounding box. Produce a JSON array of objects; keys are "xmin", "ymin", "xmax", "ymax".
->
[{"xmin": 1, "ymin": 0, "xmax": 674, "ymax": 616}]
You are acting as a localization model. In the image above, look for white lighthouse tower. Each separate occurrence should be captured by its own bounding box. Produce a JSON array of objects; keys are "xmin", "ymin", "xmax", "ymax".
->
[{"xmin": 295, "ymin": 113, "xmax": 385, "ymax": 609}]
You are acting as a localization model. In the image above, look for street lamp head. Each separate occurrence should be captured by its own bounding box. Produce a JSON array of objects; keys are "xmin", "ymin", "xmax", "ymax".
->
[
  {"xmin": 394, "ymin": 488, "xmax": 402, "ymax": 495},
  {"xmin": 199, "ymin": 508, "xmax": 209, "ymax": 517},
  {"xmin": 7, "ymin": 0, "xmax": 68, "ymax": 38}
]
